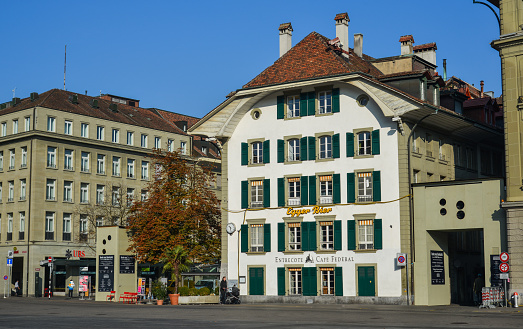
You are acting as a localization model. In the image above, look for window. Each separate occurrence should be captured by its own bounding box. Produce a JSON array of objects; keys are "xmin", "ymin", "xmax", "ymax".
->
[
  {"xmin": 112, "ymin": 186, "xmax": 120, "ymax": 206},
  {"xmin": 127, "ymin": 159, "xmax": 135, "ymax": 178},
  {"xmin": 180, "ymin": 141, "xmax": 187, "ymax": 155},
  {"xmin": 9, "ymin": 149, "xmax": 15, "ymax": 170},
  {"xmin": 126, "ymin": 188, "xmax": 134, "ymax": 206},
  {"xmin": 168, "ymin": 139, "xmax": 174, "ymax": 152},
  {"xmin": 319, "ymin": 221, "xmax": 334, "ymax": 250},
  {"xmin": 45, "ymin": 212, "xmax": 54, "ymax": 240},
  {"xmin": 96, "ymin": 185, "xmax": 105, "ymax": 204},
  {"xmin": 126, "ymin": 131, "xmax": 134, "ymax": 146},
  {"xmin": 63, "ymin": 181, "xmax": 73, "ymax": 202},
  {"xmin": 12, "ymin": 119, "xmax": 18, "ymax": 134},
  {"xmin": 141, "ymin": 190, "xmax": 147, "ymax": 201},
  {"xmin": 80, "ymin": 215, "xmax": 88, "ymax": 234},
  {"xmin": 64, "ymin": 120, "xmax": 72, "ymax": 135},
  {"xmin": 97, "ymin": 154, "xmax": 106, "ymax": 174},
  {"xmin": 81, "ymin": 152, "xmax": 90, "ymax": 172},
  {"xmin": 46, "ymin": 179, "xmax": 56, "ymax": 200},
  {"xmin": 64, "ymin": 149, "xmax": 73, "ymax": 170},
  {"xmin": 47, "ymin": 147, "xmax": 56, "ymax": 168},
  {"xmin": 251, "ymin": 180, "xmax": 263, "ymax": 208},
  {"xmin": 320, "ymin": 268, "xmax": 334, "ymax": 295},
  {"xmin": 413, "ymin": 169, "xmax": 420, "ymax": 184},
  {"xmin": 112, "ymin": 156, "xmax": 121, "ymax": 176},
  {"xmin": 80, "ymin": 183, "xmax": 89, "ymax": 203},
  {"xmin": 202, "ymin": 146, "xmax": 208, "ymax": 155},
  {"xmin": 252, "ymin": 142, "xmax": 263, "ymax": 164},
  {"xmin": 288, "ymin": 139, "xmax": 300, "ymax": 162},
  {"xmin": 154, "ymin": 137, "xmax": 161, "ymax": 149},
  {"xmin": 47, "ymin": 117, "xmax": 56, "ymax": 132},
  {"xmin": 19, "ymin": 212, "xmax": 25, "ymax": 240},
  {"xmin": 319, "ymin": 136, "xmax": 332, "ymax": 159},
  {"xmin": 0, "ymin": 183, "xmax": 3, "ymax": 202},
  {"xmin": 0, "ymin": 151, "xmax": 3, "ymax": 170},
  {"xmin": 21, "ymin": 146, "xmax": 27, "ymax": 168},
  {"xmin": 81, "ymin": 123, "xmax": 89, "ymax": 138},
  {"xmin": 287, "ymin": 95, "xmax": 300, "ymax": 118},
  {"xmin": 318, "ymin": 91, "xmax": 332, "ymax": 114},
  {"xmin": 96, "ymin": 126, "xmax": 104, "ymax": 141},
  {"xmin": 425, "ymin": 133, "xmax": 433, "ymax": 157},
  {"xmin": 7, "ymin": 213, "xmax": 13, "ymax": 241},
  {"xmin": 19, "ymin": 179, "xmax": 26, "ymax": 201},
  {"xmin": 63, "ymin": 213, "xmax": 71, "ymax": 241},
  {"xmin": 357, "ymin": 172, "xmax": 373, "ymax": 202},
  {"xmin": 289, "ymin": 268, "xmax": 302, "ymax": 295},
  {"xmin": 141, "ymin": 161, "xmax": 149, "ymax": 180},
  {"xmin": 358, "ymin": 220, "xmax": 374, "ymax": 250},
  {"xmin": 8, "ymin": 181, "xmax": 14, "ymax": 202},
  {"xmin": 24, "ymin": 117, "xmax": 30, "ymax": 131},
  {"xmin": 96, "ymin": 216, "xmax": 104, "ymax": 227},
  {"xmin": 0, "ymin": 122, "xmax": 6, "ymax": 136},
  {"xmin": 319, "ymin": 175, "xmax": 333, "ymax": 204},
  {"xmin": 288, "ymin": 177, "xmax": 301, "ymax": 206},
  {"xmin": 141, "ymin": 134, "xmax": 148, "ymax": 148},
  {"xmin": 112, "ymin": 129, "xmax": 119, "ymax": 143},
  {"xmin": 357, "ymin": 132, "xmax": 371, "ymax": 156},
  {"xmin": 250, "ymin": 224, "xmax": 264, "ymax": 252},
  {"xmin": 288, "ymin": 222, "xmax": 301, "ymax": 250},
  {"xmin": 438, "ymin": 139, "xmax": 445, "ymax": 161}
]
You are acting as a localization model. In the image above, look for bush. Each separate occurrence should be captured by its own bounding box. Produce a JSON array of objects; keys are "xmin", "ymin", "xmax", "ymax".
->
[
  {"xmin": 188, "ymin": 281, "xmax": 195, "ymax": 289},
  {"xmin": 152, "ymin": 280, "xmax": 168, "ymax": 300},
  {"xmin": 178, "ymin": 286, "xmax": 190, "ymax": 296},
  {"xmin": 214, "ymin": 287, "xmax": 220, "ymax": 296},
  {"xmin": 199, "ymin": 287, "xmax": 210, "ymax": 296},
  {"xmin": 188, "ymin": 288, "xmax": 199, "ymax": 296}
]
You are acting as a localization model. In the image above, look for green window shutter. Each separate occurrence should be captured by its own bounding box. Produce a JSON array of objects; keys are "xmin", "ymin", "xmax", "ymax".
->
[
  {"xmin": 374, "ymin": 219, "xmax": 382, "ymax": 250},
  {"xmin": 278, "ymin": 178, "xmax": 285, "ymax": 207},
  {"xmin": 347, "ymin": 220, "xmax": 356, "ymax": 250},
  {"xmin": 308, "ymin": 221, "xmax": 317, "ymax": 251},
  {"xmin": 347, "ymin": 173, "xmax": 355, "ymax": 203},
  {"xmin": 301, "ymin": 222, "xmax": 309, "ymax": 251},
  {"xmin": 302, "ymin": 267, "xmax": 310, "ymax": 296},
  {"xmin": 264, "ymin": 223, "xmax": 271, "ymax": 252},
  {"xmin": 333, "ymin": 133, "xmax": 340, "ymax": 158},
  {"xmin": 372, "ymin": 171, "xmax": 381, "ymax": 202},
  {"xmin": 263, "ymin": 140, "xmax": 270, "ymax": 164},
  {"xmin": 277, "ymin": 139, "xmax": 285, "ymax": 163},
  {"xmin": 300, "ymin": 93, "xmax": 308, "ymax": 117},
  {"xmin": 241, "ymin": 142, "xmax": 249, "ymax": 165},
  {"xmin": 308, "ymin": 175, "xmax": 316, "ymax": 206},
  {"xmin": 278, "ymin": 223, "xmax": 285, "ymax": 252},
  {"xmin": 300, "ymin": 176, "xmax": 308, "ymax": 206},
  {"xmin": 371, "ymin": 129, "xmax": 380, "ymax": 155},
  {"xmin": 300, "ymin": 137, "xmax": 308, "ymax": 161},
  {"xmin": 307, "ymin": 91, "xmax": 316, "ymax": 116},
  {"xmin": 334, "ymin": 220, "xmax": 342, "ymax": 251},
  {"xmin": 332, "ymin": 88, "xmax": 340, "ymax": 113},
  {"xmin": 263, "ymin": 179, "xmax": 271, "ymax": 208},
  {"xmin": 333, "ymin": 174, "xmax": 341, "ymax": 204},
  {"xmin": 346, "ymin": 132, "xmax": 354, "ymax": 157},
  {"xmin": 308, "ymin": 136, "xmax": 316, "ymax": 160},
  {"xmin": 334, "ymin": 267, "xmax": 343, "ymax": 296},
  {"xmin": 277, "ymin": 96, "xmax": 284, "ymax": 119},
  {"xmin": 308, "ymin": 266, "xmax": 317, "ymax": 296},
  {"xmin": 241, "ymin": 180, "xmax": 249, "ymax": 209},
  {"xmin": 277, "ymin": 267, "xmax": 286, "ymax": 296},
  {"xmin": 241, "ymin": 224, "xmax": 249, "ymax": 252}
]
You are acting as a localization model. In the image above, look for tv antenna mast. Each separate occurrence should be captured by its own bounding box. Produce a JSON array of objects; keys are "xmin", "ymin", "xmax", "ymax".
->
[
  {"xmin": 12, "ymin": 88, "xmax": 16, "ymax": 98},
  {"xmin": 63, "ymin": 45, "xmax": 67, "ymax": 91}
]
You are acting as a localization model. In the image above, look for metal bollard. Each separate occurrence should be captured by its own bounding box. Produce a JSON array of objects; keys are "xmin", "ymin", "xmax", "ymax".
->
[{"xmin": 513, "ymin": 292, "xmax": 519, "ymax": 308}]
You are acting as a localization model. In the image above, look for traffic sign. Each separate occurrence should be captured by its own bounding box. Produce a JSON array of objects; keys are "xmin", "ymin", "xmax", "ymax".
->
[
  {"xmin": 396, "ymin": 253, "xmax": 407, "ymax": 267},
  {"xmin": 6, "ymin": 258, "xmax": 13, "ymax": 267},
  {"xmin": 3, "ymin": 276, "xmax": 7, "ymax": 280},
  {"xmin": 500, "ymin": 252, "xmax": 509, "ymax": 263},
  {"xmin": 500, "ymin": 262, "xmax": 509, "ymax": 273},
  {"xmin": 7, "ymin": 250, "xmax": 13, "ymax": 259},
  {"xmin": 500, "ymin": 273, "xmax": 509, "ymax": 279}
]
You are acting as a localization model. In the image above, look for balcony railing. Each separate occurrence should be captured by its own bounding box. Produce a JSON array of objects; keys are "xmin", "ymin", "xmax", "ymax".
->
[
  {"xmin": 7, "ymin": 232, "xmax": 12, "ymax": 241},
  {"xmin": 357, "ymin": 195, "xmax": 373, "ymax": 202},
  {"xmin": 320, "ymin": 196, "xmax": 333, "ymax": 204},
  {"xmin": 19, "ymin": 231, "xmax": 24, "ymax": 240},
  {"xmin": 20, "ymin": 163, "xmax": 27, "ymax": 168},
  {"xmin": 287, "ymin": 198, "xmax": 301, "ymax": 206},
  {"xmin": 250, "ymin": 201, "xmax": 263, "ymax": 208},
  {"xmin": 64, "ymin": 165, "xmax": 73, "ymax": 170},
  {"xmin": 8, "ymin": 165, "xmax": 15, "ymax": 170},
  {"xmin": 45, "ymin": 231, "xmax": 54, "ymax": 240},
  {"xmin": 63, "ymin": 232, "xmax": 71, "ymax": 241},
  {"xmin": 19, "ymin": 196, "xmax": 26, "ymax": 201},
  {"xmin": 47, "ymin": 163, "xmax": 57, "ymax": 168}
]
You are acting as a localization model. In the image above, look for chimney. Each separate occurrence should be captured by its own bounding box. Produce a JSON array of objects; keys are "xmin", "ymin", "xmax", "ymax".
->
[
  {"xmin": 480, "ymin": 80, "xmax": 484, "ymax": 97},
  {"xmin": 399, "ymin": 35, "xmax": 414, "ymax": 55},
  {"xmin": 443, "ymin": 59, "xmax": 447, "ymax": 81},
  {"xmin": 334, "ymin": 13, "xmax": 350, "ymax": 52},
  {"xmin": 354, "ymin": 33, "xmax": 363, "ymax": 57},
  {"xmin": 413, "ymin": 42, "xmax": 437, "ymax": 66},
  {"xmin": 279, "ymin": 22, "xmax": 293, "ymax": 57}
]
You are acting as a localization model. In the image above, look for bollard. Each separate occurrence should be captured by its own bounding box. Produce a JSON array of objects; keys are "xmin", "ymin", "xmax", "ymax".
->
[{"xmin": 513, "ymin": 292, "xmax": 519, "ymax": 308}]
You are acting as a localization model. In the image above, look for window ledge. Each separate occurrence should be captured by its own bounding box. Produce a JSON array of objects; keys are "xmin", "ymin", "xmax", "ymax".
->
[
  {"xmin": 353, "ymin": 249, "xmax": 378, "ymax": 253},
  {"xmin": 247, "ymin": 163, "xmax": 265, "ymax": 168},
  {"xmin": 315, "ymin": 158, "xmax": 334, "ymax": 163},
  {"xmin": 284, "ymin": 160, "xmax": 302, "ymax": 165},
  {"xmin": 412, "ymin": 152, "xmax": 422, "ymax": 158},
  {"xmin": 246, "ymin": 252, "xmax": 267, "ymax": 255},
  {"xmin": 354, "ymin": 154, "xmax": 374, "ymax": 159},
  {"xmin": 282, "ymin": 250, "xmax": 303, "ymax": 254},
  {"xmin": 315, "ymin": 249, "xmax": 336, "ymax": 254},
  {"xmin": 284, "ymin": 116, "xmax": 301, "ymax": 121},
  {"xmin": 425, "ymin": 156, "xmax": 435, "ymax": 162},
  {"xmin": 315, "ymin": 112, "xmax": 333, "ymax": 117},
  {"xmin": 438, "ymin": 159, "xmax": 449, "ymax": 165}
]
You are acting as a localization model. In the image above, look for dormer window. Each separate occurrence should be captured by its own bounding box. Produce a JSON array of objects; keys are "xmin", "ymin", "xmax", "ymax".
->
[{"xmin": 202, "ymin": 146, "xmax": 208, "ymax": 155}]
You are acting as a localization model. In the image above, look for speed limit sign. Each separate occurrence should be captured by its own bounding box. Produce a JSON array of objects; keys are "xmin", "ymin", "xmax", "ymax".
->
[
  {"xmin": 500, "ymin": 263, "xmax": 509, "ymax": 273},
  {"xmin": 500, "ymin": 252, "xmax": 509, "ymax": 263}
]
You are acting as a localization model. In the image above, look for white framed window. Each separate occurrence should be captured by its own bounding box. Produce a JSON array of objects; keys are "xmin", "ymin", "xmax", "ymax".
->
[
  {"xmin": 127, "ymin": 159, "xmax": 135, "ymax": 178},
  {"xmin": 357, "ymin": 172, "xmax": 373, "ymax": 202},
  {"xmin": 1, "ymin": 122, "xmax": 6, "ymax": 136},
  {"xmin": 180, "ymin": 141, "xmax": 187, "ymax": 155},
  {"xmin": 288, "ymin": 177, "xmax": 301, "ymax": 206},
  {"xmin": 288, "ymin": 139, "xmax": 300, "ymax": 162},
  {"xmin": 318, "ymin": 91, "xmax": 332, "ymax": 114},
  {"xmin": 252, "ymin": 142, "xmax": 263, "ymax": 164},
  {"xmin": 141, "ymin": 134, "xmax": 148, "ymax": 148},
  {"xmin": 96, "ymin": 216, "xmax": 104, "ymax": 227},
  {"xmin": 80, "ymin": 183, "xmax": 89, "ymax": 203},
  {"xmin": 320, "ymin": 221, "xmax": 334, "ymax": 250},
  {"xmin": 12, "ymin": 119, "xmax": 18, "ymax": 134},
  {"xmin": 64, "ymin": 149, "xmax": 73, "ymax": 170},
  {"xmin": 9, "ymin": 149, "xmax": 15, "ymax": 170},
  {"xmin": 112, "ymin": 156, "xmax": 121, "ymax": 176},
  {"xmin": 63, "ymin": 213, "xmax": 71, "ymax": 237},
  {"xmin": 112, "ymin": 186, "xmax": 120, "ymax": 206},
  {"xmin": 21, "ymin": 146, "xmax": 27, "ymax": 168},
  {"xmin": 46, "ymin": 179, "xmax": 56, "ymax": 201},
  {"xmin": 288, "ymin": 222, "xmax": 301, "ymax": 250},
  {"xmin": 47, "ymin": 147, "xmax": 56, "ymax": 168},
  {"xmin": 358, "ymin": 219, "xmax": 374, "ymax": 250},
  {"xmin": 287, "ymin": 95, "xmax": 300, "ymax": 118},
  {"xmin": 24, "ymin": 117, "xmax": 30, "ymax": 131},
  {"xmin": 250, "ymin": 180, "xmax": 263, "ymax": 208},
  {"xmin": 0, "ymin": 183, "xmax": 3, "ymax": 202},
  {"xmin": 96, "ymin": 126, "xmax": 104, "ymax": 141},
  {"xmin": 97, "ymin": 154, "xmax": 106, "ymax": 174},
  {"xmin": 126, "ymin": 188, "xmax": 134, "ymax": 206},
  {"xmin": 168, "ymin": 139, "xmax": 174, "ymax": 152},
  {"xmin": 19, "ymin": 212, "xmax": 25, "ymax": 233},
  {"xmin": 112, "ymin": 129, "xmax": 119, "ymax": 143},
  {"xmin": 319, "ymin": 175, "xmax": 333, "ymax": 204},
  {"xmin": 320, "ymin": 268, "xmax": 334, "ymax": 295},
  {"xmin": 81, "ymin": 123, "xmax": 89, "ymax": 138},
  {"xmin": 439, "ymin": 139, "xmax": 445, "ymax": 161},
  {"xmin": 64, "ymin": 120, "xmax": 72, "ymax": 135},
  {"xmin": 81, "ymin": 152, "xmax": 90, "ymax": 172},
  {"xmin": 319, "ymin": 135, "xmax": 332, "ymax": 159},
  {"xmin": 154, "ymin": 137, "xmax": 161, "ymax": 149},
  {"xmin": 141, "ymin": 190, "xmax": 147, "ymax": 201},
  {"xmin": 96, "ymin": 184, "xmax": 105, "ymax": 204},
  {"xmin": 141, "ymin": 161, "xmax": 149, "ymax": 180},
  {"xmin": 250, "ymin": 224, "xmax": 264, "ymax": 252},
  {"xmin": 20, "ymin": 179, "xmax": 26, "ymax": 201},
  {"xmin": 63, "ymin": 181, "xmax": 73, "ymax": 202},
  {"xmin": 80, "ymin": 215, "xmax": 88, "ymax": 234},
  {"xmin": 127, "ymin": 131, "xmax": 134, "ymax": 146},
  {"xmin": 289, "ymin": 268, "xmax": 302, "ymax": 295},
  {"xmin": 45, "ymin": 212, "xmax": 55, "ymax": 239},
  {"xmin": 0, "ymin": 151, "xmax": 3, "ymax": 170},
  {"xmin": 7, "ymin": 213, "xmax": 13, "ymax": 233},
  {"xmin": 8, "ymin": 181, "xmax": 14, "ymax": 202},
  {"xmin": 47, "ymin": 117, "xmax": 56, "ymax": 132},
  {"xmin": 357, "ymin": 132, "xmax": 371, "ymax": 156}
]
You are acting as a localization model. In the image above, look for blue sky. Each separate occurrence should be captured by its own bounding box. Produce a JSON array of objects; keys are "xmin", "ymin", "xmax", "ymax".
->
[{"xmin": 1, "ymin": 1, "xmax": 501, "ymax": 118}]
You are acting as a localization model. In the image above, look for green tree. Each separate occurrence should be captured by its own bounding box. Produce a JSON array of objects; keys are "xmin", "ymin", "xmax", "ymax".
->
[{"xmin": 162, "ymin": 245, "xmax": 192, "ymax": 294}]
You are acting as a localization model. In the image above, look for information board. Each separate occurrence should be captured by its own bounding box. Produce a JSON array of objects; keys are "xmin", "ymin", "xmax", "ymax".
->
[
  {"xmin": 79, "ymin": 275, "xmax": 89, "ymax": 293},
  {"xmin": 430, "ymin": 250, "xmax": 445, "ymax": 285},
  {"xmin": 98, "ymin": 255, "xmax": 114, "ymax": 292},
  {"xmin": 138, "ymin": 277, "xmax": 146, "ymax": 295},
  {"xmin": 490, "ymin": 255, "xmax": 503, "ymax": 287},
  {"xmin": 120, "ymin": 255, "xmax": 135, "ymax": 274}
]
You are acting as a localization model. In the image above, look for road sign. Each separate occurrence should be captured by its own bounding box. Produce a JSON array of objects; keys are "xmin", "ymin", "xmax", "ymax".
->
[
  {"xmin": 3, "ymin": 276, "xmax": 7, "ymax": 280},
  {"xmin": 500, "ymin": 273, "xmax": 509, "ymax": 279},
  {"xmin": 7, "ymin": 250, "xmax": 13, "ymax": 259},
  {"xmin": 6, "ymin": 258, "xmax": 13, "ymax": 267},
  {"xmin": 500, "ymin": 252, "xmax": 509, "ymax": 263},
  {"xmin": 396, "ymin": 253, "xmax": 407, "ymax": 267},
  {"xmin": 500, "ymin": 262, "xmax": 509, "ymax": 273}
]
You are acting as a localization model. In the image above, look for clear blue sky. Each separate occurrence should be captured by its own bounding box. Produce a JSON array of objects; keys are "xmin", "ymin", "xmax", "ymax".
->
[{"xmin": 1, "ymin": 1, "xmax": 501, "ymax": 119}]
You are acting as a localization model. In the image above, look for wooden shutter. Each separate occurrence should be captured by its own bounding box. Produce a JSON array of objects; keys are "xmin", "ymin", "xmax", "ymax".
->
[
  {"xmin": 241, "ymin": 180, "xmax": 249, "ymax": 209},
  {"xmin": 332, "ymin": 88, "xmax": 340, "ymax": 113},
  {"xmin": 308, "ymin": 175, "xmax": 316, "ymax": 206},
  {"xmin": 277, "ymin": 139, "xmax": 284, "ymax": 163},
  {"xmin": 241, "ymin": 142, "xmax": 248, "ymax": 165},
  {"xmin": 372, "ymin": 129, "xmax": 380, "ymax": 155},
  {"xmin": 372, "ymin": 171, "xmax": 381, "ymax": 202},
  {"xmin": 300, "ymin": 93, "xmax": 308, "ymax": 117},
  {"xmin": 278, "ymin": 178, "xmax": 285, "ymax": 207},
  {"xmin": 278, "ymin": 222, "xmax": 285, "ymax": 252},
  {"xmin": 241, "ymin": 224, "xmax": 248, "ymax": 252},
  {"xmin": 333, "ymin": 174, "xmax": 341, "ymax": 204},
  {"xmin": 347, "ymin": 173, "xmax": 355, "ymax": 203},
  {"xmin": 301, "ymin": 222, "xmax": 309, "ymax": 251},
  {"xmin": 374, "ymin": 218, "xmax": 382, "ymax": 250},
  {"xmin": 308, "ymin": 136, "xmax": 316, "ymax": 160},
  {"xmin": 263, "ymin": 179, "xmax": 270, "ymax": 208},
  {"xmin": 277, "ymin": 96, "xmax": 284, "ymax": 119},
  {"xmin": 347, "ymin": 220, "xmax": 356, "ymax": 250},
  {"xmin": 333, "ymin": 133, "xmax": 340, "ymax": 158},
  {"xmin": 264, "ymin": 223, "xmax": 271, "ymax": 252},
  {"xmin": 300, "ymin": 176, "xmax": 308, "ymax": 206},
  {"xmin": 346, "ymin": 132, "xmax": 354, "ymax": 157},
  {"xmin": 263, "ymin": 140, "xmax": 270, "ymax": 163},
  {"xmin": 335, "ymin": 267, "xmax": 343, "ymax": 296},
  {"xmin": 308, "ymin": 221, "xmax": 317, "ymax": 251},
  {"xmin": 277, "ymin": 267, "xmax": 285, "ymax": 295},
  {"xmin": 307, "ymin": 91, "xmax": 315, "ymax": 116},
  {"xmin": 305, "ymin": 267, "xmax": 317, "ymax": 296},
  {"xmin": 334, "ymin": 220, "xmax": 342, "ymax": 250},
  {"xmin": 300, "ymin": 137, "xmax": 308, "ymax": 161}
]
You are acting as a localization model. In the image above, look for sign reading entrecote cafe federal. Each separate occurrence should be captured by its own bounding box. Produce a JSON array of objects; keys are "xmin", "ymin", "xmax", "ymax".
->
[{"xmin": 275, "ymin": 254, "xmax": 354, "ymax": 264}]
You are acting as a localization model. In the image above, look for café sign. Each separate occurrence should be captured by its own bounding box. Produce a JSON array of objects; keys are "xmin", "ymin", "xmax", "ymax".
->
[{"xmin": 287, "ymin": 206, "xmax": 332, "ymax": 217}]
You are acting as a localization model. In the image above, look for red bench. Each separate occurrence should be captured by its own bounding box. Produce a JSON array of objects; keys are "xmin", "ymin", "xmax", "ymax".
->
[
  {"xmin": 119, "ymin": 292, "xmax": 138, "ymax": 304},
  {"xmin": 106, "ymin": 291, "xmax": 116, "ymax": 301}
]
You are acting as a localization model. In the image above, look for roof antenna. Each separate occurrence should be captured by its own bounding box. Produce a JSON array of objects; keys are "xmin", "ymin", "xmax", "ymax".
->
[
  {"xmin": 63, "ymin": 45, "xmax": 67, "ymax": 91},
  {"xmin": 12, "ymin": 87, "xmax": 16, "ymax": 98}
]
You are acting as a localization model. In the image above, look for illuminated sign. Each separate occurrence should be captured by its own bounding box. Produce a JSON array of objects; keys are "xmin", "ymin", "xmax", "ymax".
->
[{"xmin": 286, "ymin": 206, "xmax": 333, "ymax": 217}]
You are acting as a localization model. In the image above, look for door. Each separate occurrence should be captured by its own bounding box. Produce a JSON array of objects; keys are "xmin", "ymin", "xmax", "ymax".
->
[
  {"xmin": 357, "ymin": 266, "xmax": 375, "ymax": 296},
  {"xmin": 249, "ymin": 267, "xmax": 264, "ymax": 295}
]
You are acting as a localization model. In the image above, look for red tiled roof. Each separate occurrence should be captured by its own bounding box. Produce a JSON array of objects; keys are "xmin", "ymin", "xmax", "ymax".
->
[
  {"xmin": 413, "ymin": 42, "xmax": 437, "ymax": 51},
  {"xmin": 463, "ymin": 97, "xmax": 493, "ymax": 108},
  {"xmin": 242, "ymin": 32, "xmax": 382, "ymax": 89},
  {"xmin": 399, "ymin": 35, "xmax": 414, "ymax": 43},
  {"xmin": 156, "ymin": 109, "xmax": 200, "ymax": 129},
  {"xmin": 334, "ymin": 13, "xmax": 349, "ymax": 21}
]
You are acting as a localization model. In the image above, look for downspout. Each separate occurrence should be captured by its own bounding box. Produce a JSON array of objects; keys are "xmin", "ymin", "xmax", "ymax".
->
[{"xmin": 25, "ymin": 107, "xmax": 36, "ymax": 296}]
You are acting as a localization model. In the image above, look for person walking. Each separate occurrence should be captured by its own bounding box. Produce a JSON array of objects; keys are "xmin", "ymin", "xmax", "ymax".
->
[
  {"xmin": 220, "ymin": 276, "xmax": 227, "ymax": 304},
  {"xmin": 14, "ymin": 281, "xmax": 20, "ymax": 296},
  {"xmin": 473, "ymin": 273, "xmax": 484, "ymax": 306},
  {"xmin": 68, "ymin": 279, "xmax": 75, "ymax": 298}
]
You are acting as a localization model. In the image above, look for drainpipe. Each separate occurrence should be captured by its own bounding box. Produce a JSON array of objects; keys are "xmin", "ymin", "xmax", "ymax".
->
[{"xmin": 25, "ymin": 106, "xmax": 36, "ymax": 296}]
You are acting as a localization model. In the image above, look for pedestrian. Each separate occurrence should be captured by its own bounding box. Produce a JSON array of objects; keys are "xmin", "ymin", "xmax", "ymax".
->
[
  {"xmin": 14, "ymin": 281, "xmax": 20, "ymax": 296},
  {"xmin": 68, "ymin": 279, "xmax": 75, "ymax": 298},
  {"xmin": 220, "ymin": 276, "xmax": 227, "ymax": 304},
  {"xmin": 473, "ymin": 273, "xmax": 484, "ymax": 305}
]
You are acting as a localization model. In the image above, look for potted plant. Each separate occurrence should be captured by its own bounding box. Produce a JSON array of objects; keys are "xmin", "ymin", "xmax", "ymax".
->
[
  {"xmin": 152, "ymin": 280, "xmax": 168, "ymax": 305},
  {"xmin": 162, "ymin": 245, "xmax": 192, "ymax": 305}
]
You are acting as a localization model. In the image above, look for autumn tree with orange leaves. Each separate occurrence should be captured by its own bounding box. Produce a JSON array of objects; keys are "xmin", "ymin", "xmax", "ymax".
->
[{"xmin": 127, "ymin": 149, "xmax": 221, "ymax": 266}]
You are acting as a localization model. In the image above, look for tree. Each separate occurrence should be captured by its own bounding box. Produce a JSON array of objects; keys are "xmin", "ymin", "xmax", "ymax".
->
[
  {"xmin": 162, "ymin": 245, "xmax": 192, "ymax": 294},
  {"xmin": 127, "ymin": 149, "xmax": 221, "ymax": 267}
]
